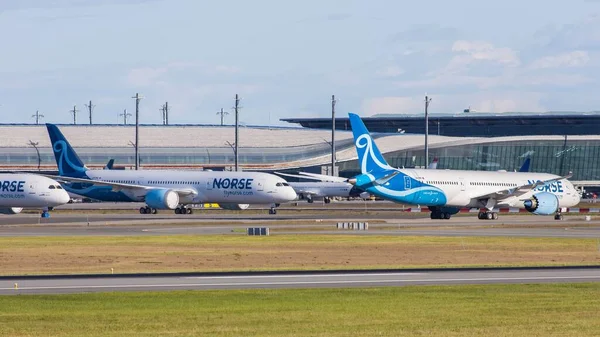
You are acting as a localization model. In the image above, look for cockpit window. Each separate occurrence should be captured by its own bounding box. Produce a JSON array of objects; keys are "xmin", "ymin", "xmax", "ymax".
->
[
  {"xmin": 276, "ymin": 183, "xmax": 282, "ymax": 187},
  {"xmin": 48, "ymin": 185, "xmax": 56, "ymax": 189},
  {"xmin": 56, "ymin": 185, "xmax": 63, "ymax": 189},
  {"xmin": 276, "ymin": 182, "xmax": 290, "ymax": 187}
]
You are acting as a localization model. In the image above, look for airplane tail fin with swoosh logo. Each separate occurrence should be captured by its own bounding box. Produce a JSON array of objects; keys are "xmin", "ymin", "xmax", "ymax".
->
[
  {"xmin": 45, "ymin": 124, "xmax": 88, "ymax": 178},
  {"xmin": 348, "ymin": 113, "xmax": 394, "ymax": 176}
]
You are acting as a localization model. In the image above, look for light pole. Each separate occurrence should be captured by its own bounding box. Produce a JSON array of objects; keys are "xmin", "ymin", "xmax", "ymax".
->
[
  {"xmin": 132, "ymin": 93, "xmax": 143, "ymax": 170},
  {"xmin": 120, "ymin": 109, "xmax": 132, "ymax": 125},
  {"xmin": 31, "ymin": 111, "xmax": 44, "ymax": 125},
  {"xmin": 217, "ymin": 108, "xmax": 229, "ymax": 126},
  {"xmin": 233, "ymin": 94, "xmax": 240, "ymax": 172},
  {"xmin": 225, "ymin": 141, "xmax": 236, "ymax": 170},
  {"xmin": 424, "ymin": 95, "xmax": 432, "ymax": 169},
  {"xmin": 28, "ymin": 140, "xmax": 41, "ymax": 171},
  {"xmin": 331, "ymin": 95, "xmax": 337, "ymax": 176}
]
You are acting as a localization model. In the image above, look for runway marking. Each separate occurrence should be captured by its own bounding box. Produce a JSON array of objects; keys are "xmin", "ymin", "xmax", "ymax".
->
[
  {"xmin": 2, "ymin": 275, "xmax": 600, "ymax": 291},
  {"xmin": 182, "ymin": 273, "xmax": 424, "ymax": 279}
]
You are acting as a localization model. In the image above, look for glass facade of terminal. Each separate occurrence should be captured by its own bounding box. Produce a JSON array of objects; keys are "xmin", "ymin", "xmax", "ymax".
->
[
  {"xmin": 3, "ymin": 138, "xmax": 600, "ymax": 181},
  {"xmin": 336, "ymin": 139, "xmax": 600, "ymax": 181},
  {"xmin": 0, "ymin": 139, "xmax": 355, "ymax": 168}
]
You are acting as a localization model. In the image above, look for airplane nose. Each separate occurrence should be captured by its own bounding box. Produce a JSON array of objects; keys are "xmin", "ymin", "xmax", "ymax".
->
[
  {"xmin": 286, "ymin": 187, "xmax": 298, "ymax": 201},
  {"xmin": 275, "ymin": 187, "xmax": 297, "ymax": 203},
  {"xmin": 56, "ymin": 190, "xmax": 71, "ymax": 205}
]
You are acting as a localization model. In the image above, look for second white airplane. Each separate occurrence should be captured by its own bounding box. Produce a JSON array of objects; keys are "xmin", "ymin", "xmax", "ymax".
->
[{"xmin": 347, "ymin": 113, "xmax": 580, "ymax": 220}]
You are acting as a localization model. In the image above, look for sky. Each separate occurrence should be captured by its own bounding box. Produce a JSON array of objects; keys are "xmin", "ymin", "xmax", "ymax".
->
[{"xmin": 1, "ymin": 0, "xmax": 599, "ymax": 126}]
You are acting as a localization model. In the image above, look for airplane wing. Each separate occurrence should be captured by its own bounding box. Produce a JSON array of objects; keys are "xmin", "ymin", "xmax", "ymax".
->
[
  {"xmin": 45, "ymin": 175, "xmax": 198, "ymax": 197},
  {"xmin": 298, "ymin": 172, "xmax": 349, "ymax": 182},
  {"xmin": 470, "ymin": 172, "xmax": 573, "ymax": 201},
  {"xmin": 274, "ymin": 171, "xmax": 348, "ymax": 183},
  {"xmin": 294, "ymin": 189, "xmax": 321, "ymax": 197}
]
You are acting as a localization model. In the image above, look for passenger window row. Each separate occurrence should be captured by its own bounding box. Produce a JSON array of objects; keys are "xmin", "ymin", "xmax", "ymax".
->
[
  {"xmin": 147, "ymin": 181, "xmax": 200, "ymax": 185},
  {"xmin": 470, "ymin": 182, "xmax": 517, "ymax": 187},
  {"xmin": 426, "ymin": 181, "xmax": 459, "ymax": 185}
]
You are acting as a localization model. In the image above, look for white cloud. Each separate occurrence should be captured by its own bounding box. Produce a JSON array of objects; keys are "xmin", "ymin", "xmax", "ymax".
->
[
  {"xmin": 449, "ymin": 40, "xmax": 520, "ymax": 70},
  {"xmin": 473, "ymin": 97, "xmax": 545, "ymax": 113},
  {"xmin": 530, "ymin": 50, "xmax": 590, "ymax": 69},
  {"xmin": 376, "ymin": 65, "xmax": 405, "ymax": 78},
  {"xmin": 362, "ymin": 96, "xmax": 424, "ymax": 115},
  {"xmin": 394, "ymin": 71, "xmax": 591, "ymax": 90},
  {"xmin": 126, "ymin": 66, "xmax": 168, "ymax": 86},
  {"xmin": 213, "ymin": 65, "xmax": 241, "ymax": 74},
  {"xmin": 125, "ymin": 61, "xmax": 241, "ymax": 87},
  {"xmin": 362, "ymin": 92, "xmax": 546, "ymax": 115}
]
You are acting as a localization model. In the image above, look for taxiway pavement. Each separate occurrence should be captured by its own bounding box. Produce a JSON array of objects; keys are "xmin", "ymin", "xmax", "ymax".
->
[
  {"xmin": 1, "ymin": 268, "xmax": 599, "ymax": 295},
  {"xmin": 0, "ymin": 213, "xmax": 599, "ymax": 238}
]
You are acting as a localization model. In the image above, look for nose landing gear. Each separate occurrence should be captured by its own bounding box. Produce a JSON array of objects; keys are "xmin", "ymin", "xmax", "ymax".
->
[
  {"xmin": 41, "ymin": 207, "xmax": 50, "ymax": 218},
  {"xmin": 268, "ymin": 203, "xmax": 279, "ymax": 215}
]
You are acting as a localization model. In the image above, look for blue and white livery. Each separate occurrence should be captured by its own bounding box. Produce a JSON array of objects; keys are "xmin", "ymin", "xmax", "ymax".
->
[
  {"xmin": 45, "ymin": 124, "xmax": 297, "ymax": 215},
  {"xmin": 347, "ymin": 113, "xmax": 580, "ymax": 220},
  {"xmin": 0, "ymin": 173, "xmax": 70, "ymax": 217}
]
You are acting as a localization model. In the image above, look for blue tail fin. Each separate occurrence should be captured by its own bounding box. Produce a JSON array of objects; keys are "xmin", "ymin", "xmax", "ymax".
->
[
  {"xmin": 46, "ymin": 124, "xmax": 88, "ymax": 177},
  {"xmin": 348, "ymin": 113, "xmax": 392, "ymax": 174},
  {"xmin": 518, "ymin": 158, "xmax": 531, "ymax": 172}
]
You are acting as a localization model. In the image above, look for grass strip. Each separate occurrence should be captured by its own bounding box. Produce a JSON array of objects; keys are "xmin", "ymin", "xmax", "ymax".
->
[
  {"xmin": 1, "ymin": 235, "xmax": 600, "ymax": 275},
  {"xmin": 1, "ymin": 284, "xmax": 600, "ymax": 336}
]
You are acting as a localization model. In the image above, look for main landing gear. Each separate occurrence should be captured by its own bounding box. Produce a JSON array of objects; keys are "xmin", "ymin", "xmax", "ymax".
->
[
  {"xmin": 478, "ymin": 211, "xmax": 498, "ymax": 220},
  {"xmin": 430, "ymin": 211, "xmax": 452, "ymax": 219},
  {"xmin": 174, "ymin": 206, "xmax": 193, "ymax": 215},
  {"xmin": 139, "ymin": 206, "xmax": 193, "ymax": 215},
  {"xmin": 428, "ymin": 206, "xmax": 459, "ymax": 220},
  {"xmin": 554, "ymin": 211, "xmax": 563, "ymax": 221},
  {"xmin": 139, "ymin": 206, "xmax": 158, "ymax": 214}
]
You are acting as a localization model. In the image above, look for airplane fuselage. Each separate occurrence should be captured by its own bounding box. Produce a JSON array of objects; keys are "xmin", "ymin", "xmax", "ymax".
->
[
  {"xmin": 0, "ymin": 174, "xmax": 70, "ymax": 208},
  {"xmin": 364, "ymin": 168, "xmax": 580, "ymax": 209},
  {"xmin": 62, "ymin": 170, "xmax": 297, "ymax": 205}
]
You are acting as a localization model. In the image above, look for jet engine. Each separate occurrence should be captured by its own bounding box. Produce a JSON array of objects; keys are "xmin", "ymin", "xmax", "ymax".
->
[
  {"xmin": 0, "ymin": 207, "xmax": 23, "ymax": 215},
  {"xmin": 145, "ymin": 189, "xmax": 179, "ymax": 210},
  {"xmin": 523, "ymin": 192, "xmax": 559, "ymax": 215},
  {"xmin": 219, "ymin": 203, "xmax": 250, "ymax": 210}
]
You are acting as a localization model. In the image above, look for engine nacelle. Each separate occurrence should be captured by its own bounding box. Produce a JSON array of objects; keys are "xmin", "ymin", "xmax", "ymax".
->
[
  {"xmin": 0, "ymin": 207, "xmax": 23, "ymax": 215},
  {"xmin": 145, "ymin": 189, "xmax": 179, "ymax": 210},
  {"xmin": 523, "ymin": 192, "xmax": 559, "ymax": 215},
  {"xmin": 219, "ymin": 203, "xmax": 250, "ymax": 210}
]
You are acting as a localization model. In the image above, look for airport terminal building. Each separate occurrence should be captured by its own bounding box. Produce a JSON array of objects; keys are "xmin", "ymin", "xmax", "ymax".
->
[{"xmin": 1, "ymin": 111, "xmax": 600, "ymax": 182}]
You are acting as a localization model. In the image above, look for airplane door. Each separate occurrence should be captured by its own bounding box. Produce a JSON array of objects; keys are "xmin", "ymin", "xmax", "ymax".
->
[
  {"xmin": 404, "ymin": 176, "xmax": 411, "ymax": 190},
  {"xmin": 206, "ymin": 180, "xmax": 213, "ymax": 190},
  {"xmin": 459, "ymin": 178, "xmax": 466, "ymax": 191},
  {"xmin": 28, "ymin": 183, "xmax": 36, "ymax": 195},
  {"xmin": 257, "ymin": 180, "xmax": 265, "ymax": 191}
]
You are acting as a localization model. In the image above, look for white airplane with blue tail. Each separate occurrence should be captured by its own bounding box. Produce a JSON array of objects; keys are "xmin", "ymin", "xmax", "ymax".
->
[
  {"xmin": 347, "ymin": 113, "xmax": 580, "ymax": 220},
  {"xmin": 44, "ymin": 124, "xmax": 297, "ymax": 215}
]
